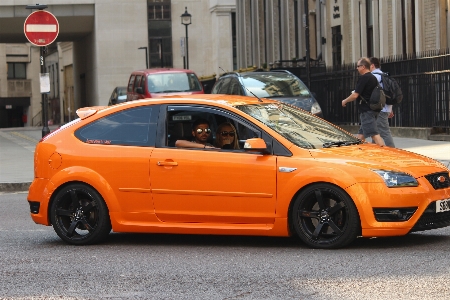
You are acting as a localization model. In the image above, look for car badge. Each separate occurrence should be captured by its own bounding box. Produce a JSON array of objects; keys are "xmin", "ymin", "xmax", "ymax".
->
[{"xmin": 437, "ymin": 176, "xmax": 447, "ymax": 183}]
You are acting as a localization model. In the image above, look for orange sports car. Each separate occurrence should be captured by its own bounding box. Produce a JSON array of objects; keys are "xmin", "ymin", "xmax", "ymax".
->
[{"xmin": 27, "ymin": 95, "xmax": 450, "ymax": 248}]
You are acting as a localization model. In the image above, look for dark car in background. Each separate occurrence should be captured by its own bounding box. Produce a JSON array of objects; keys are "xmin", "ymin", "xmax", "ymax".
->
[
  {"xmin": 108, "ymin": 86, "xmax": 127, "ymax": 106},
  {"xmin": 211, "ymin": 70, "xmax": 323, "ymax": 118}
]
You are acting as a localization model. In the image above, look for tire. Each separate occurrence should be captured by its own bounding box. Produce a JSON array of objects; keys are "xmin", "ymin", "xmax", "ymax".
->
[
  {"xmin": 290, "ymin": 183, "xmax": 360, "ymax": 249},
  {"xmin": 50, "ymin": 183, "xmax": 112, "ymax": 245}
]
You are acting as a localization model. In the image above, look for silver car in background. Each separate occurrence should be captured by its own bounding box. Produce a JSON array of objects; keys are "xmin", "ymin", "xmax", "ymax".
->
[{"xmin": 211, "ymin": 70, "xmax": 323, "ymax": 118}]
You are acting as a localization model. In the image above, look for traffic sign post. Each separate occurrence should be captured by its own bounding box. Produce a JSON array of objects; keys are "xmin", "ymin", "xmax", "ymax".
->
[{"xmin": 24, "ymin": 6, "xmax": 59, "ymax": 137}]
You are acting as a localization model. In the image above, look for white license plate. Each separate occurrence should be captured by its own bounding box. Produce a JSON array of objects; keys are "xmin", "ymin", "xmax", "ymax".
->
[{"xmin": 436, "ymin": 198, "xmax": 450, "ymax": 213}]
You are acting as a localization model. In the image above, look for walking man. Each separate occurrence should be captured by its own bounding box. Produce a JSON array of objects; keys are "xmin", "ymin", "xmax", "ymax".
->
[
  {"xmin": 370, "ymin": 57, "xmax": 395, "ymax": 147},
  {"xmin": 342, "ymin": 57, "xmax": 385, "ymax": 146}
]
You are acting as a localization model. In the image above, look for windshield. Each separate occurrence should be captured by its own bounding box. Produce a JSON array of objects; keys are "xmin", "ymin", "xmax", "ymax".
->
[
  {"xmin": 241, "ymin": 73, "xmax": 312, "ymax": 98},
  {"xmin": 236, "ymin": 103, "xmax": 360, "ymax": 149},
  {"xmin": 147, "ymin": 73, "xmax": 202, "ymax": 93}
]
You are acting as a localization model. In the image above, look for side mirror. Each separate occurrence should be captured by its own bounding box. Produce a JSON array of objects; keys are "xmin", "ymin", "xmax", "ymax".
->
[
  {"xmin": 135, "ymin": 86, "xmax": 144, "ymax": 94},
  {"xmin": 111, "ymin": 98, "xmax": 117, "ymax": 105},
  {"xmin": 243, "ymin": 138, "xmax": 269, "ymax": 154}
]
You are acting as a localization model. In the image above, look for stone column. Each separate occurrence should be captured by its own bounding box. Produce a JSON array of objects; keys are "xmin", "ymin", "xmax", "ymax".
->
[
  {"xmin": 378, "ymin": 0, "xmax": 389, "ymax": 57},
  {"xmin": 372, "ymin": 0, "xmax": 380, "ymax": 58},
  {"xmin": 414, "ymin": 0, "xmax": 424, "ymax": 53},
  {"xmin": 210, "ymin": 1, "xmax": 235, "ymax": 74},
  {"xmin": 392, "ymin": 0, "xmax": 403, "ymax": 55}
]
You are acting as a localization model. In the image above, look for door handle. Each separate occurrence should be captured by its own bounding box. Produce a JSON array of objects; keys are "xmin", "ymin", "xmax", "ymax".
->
[{"xmin": 157, "ymin": 161, "xmax": 178, "ymax": 166}]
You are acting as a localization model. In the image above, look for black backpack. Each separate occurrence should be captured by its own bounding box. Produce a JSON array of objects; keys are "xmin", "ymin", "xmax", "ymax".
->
[
  {"xmin": 373, "ymin": 71, "xmax": 403, "ymax": 105},
  {"xmin": 359, "ymin": 82, "xmax": 386, "ymax": 112}
]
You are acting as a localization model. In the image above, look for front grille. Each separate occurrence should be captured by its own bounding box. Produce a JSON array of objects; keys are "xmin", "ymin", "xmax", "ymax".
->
[
  {"xmin": 425, "ymin": 172, "xmax": 450, "ymax": 190},
  {"xmin": 411, "ymin": 202, "xmax": 450, "ymax": 232}
]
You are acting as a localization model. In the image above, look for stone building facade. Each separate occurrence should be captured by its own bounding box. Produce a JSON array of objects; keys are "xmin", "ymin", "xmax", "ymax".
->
[
  {"xmin": 1, "ymin": 0, "xmax": 449, "ymax": 128},
  {"xmin": 235, "ymin": 0, "xmax": 450, "ymax": 69},
  {"xmin": 0, "ymin": 0, "xmax": 236, "ymax": 127}
]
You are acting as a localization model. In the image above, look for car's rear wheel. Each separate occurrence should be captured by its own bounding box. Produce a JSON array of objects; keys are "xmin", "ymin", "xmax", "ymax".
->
[
  {"xmin": 50, "ymin": 183, "xmax": 111, "ymax": 245},
  {"xmin": 291, "ymin": 183, "xmax": 360, "ymax": 249}
]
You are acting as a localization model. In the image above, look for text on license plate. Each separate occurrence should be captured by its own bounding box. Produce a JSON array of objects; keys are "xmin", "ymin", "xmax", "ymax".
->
[{"xmin": 436, "ymin": 198, "xmax": 450, "ymax": 213}]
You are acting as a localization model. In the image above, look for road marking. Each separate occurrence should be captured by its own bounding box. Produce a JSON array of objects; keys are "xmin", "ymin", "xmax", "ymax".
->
[
  {"xmin": 0, "ymin": 131, "xmax": 37, "ymax": 153},
  {"xmin": 10, "ymin": 131, "xmax": 40, "ymax": 143}
]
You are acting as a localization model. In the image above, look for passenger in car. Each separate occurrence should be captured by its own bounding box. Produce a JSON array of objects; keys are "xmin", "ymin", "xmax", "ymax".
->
[
  {"xmin": 214, "ymin": 122, "xmax": 240, "ymax": 149},
  {"xmin": 175, "ymin": 118, "xmax": 216, "ymax": 149}
]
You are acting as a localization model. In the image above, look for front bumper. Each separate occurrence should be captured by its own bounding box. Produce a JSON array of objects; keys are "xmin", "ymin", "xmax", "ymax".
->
[
  {"xmin": 411, "ymin": 201, "xmax": 450, "ymax": 232},
  {"xmin": 347, "ymin": 177, "xmax": 450, "ymax": 237}
]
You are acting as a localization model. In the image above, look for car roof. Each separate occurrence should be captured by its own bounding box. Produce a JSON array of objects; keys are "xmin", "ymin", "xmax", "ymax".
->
[
  {"xmin": 131, "ymin": 68, "xmax": 196, "ymax": 75},
  {"xmin": 77, "ymin": 95, "xmax": 277, "ymax": 119},
  {"xmin": 219, "ymin": 70, "xmax": 293, "ymax": 79}
]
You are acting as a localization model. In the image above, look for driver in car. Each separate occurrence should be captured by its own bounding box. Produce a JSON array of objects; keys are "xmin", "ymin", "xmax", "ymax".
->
[{"xmin": 175, "ymin": 118, "xmax": 216, "ymax": 149}]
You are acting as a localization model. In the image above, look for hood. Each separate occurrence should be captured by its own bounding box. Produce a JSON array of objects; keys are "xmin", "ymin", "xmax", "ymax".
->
[{"xmin": 309, "ymin": 143, "xmax": 448, "ymax": 178}]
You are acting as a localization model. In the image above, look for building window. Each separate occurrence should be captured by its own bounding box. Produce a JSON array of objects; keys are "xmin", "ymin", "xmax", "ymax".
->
[
  {"xmin": 148, "ymin": 0, "xmax": 172, "ymax": 68},
  {"xmin": 7, "ymin": 63, "xmax": 26, "ymax": 79},
  {"xmin": 332, "ymin": 26, "xmax": 342, "ymax": 66}
]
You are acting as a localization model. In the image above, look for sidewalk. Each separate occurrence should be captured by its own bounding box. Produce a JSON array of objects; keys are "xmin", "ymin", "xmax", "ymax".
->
[{"xmin": 0, "ymin": 126, "xmax": 449, "ymax": 192}]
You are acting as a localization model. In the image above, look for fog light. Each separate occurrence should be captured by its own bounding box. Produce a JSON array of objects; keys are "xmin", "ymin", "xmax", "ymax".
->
[
  {"xmin": 373, "ymin": 208, "xmax": 417, "ymax": 222},
  {"xmin": 28, "ymin": 201, "xmax": 40, "ymax": 214}
]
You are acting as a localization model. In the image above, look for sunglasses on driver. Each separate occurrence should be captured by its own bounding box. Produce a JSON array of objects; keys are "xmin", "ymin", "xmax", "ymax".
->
[{"xmin": 195, "ymin": 128, "xmax": 211, "ymax": 134}]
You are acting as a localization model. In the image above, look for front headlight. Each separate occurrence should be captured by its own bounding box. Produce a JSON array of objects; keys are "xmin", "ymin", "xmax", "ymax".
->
[
  {"xmin": 311, "ymin": 101, "xmax": 322, "ymax": 115},
  {"xmin": 373, "ymin": 170, "xmax": 418, "ymax": 187}
]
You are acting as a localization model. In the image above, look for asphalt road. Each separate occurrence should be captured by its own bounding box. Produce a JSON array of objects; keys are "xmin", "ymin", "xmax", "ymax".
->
[{"xmin": 1, "ymin": 192, "xmax": 450, "ymax": 300}]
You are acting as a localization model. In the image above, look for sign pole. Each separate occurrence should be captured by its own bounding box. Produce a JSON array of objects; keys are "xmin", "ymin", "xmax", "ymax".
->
[
  {"xmin": 40, "ymin": 46, "xmax": 50, "ymax": 137},
  {"xmin": 25, "ymin": 4, "xmax": 59, "ymax": 138}
]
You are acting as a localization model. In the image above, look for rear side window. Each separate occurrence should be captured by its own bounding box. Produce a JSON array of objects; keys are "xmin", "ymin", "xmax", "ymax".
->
[
  {"xmin": 230, "ymin": 78, "xmax": 244, "ymax": 95},
  {"xmin": 211, "ymin": 80, "xmax": 223, "ymax": 94},
  {"xmin": 218, "ymin": 77, "xmax": 232, "ymax": 94},
  {"xmin": 75, "ymin": 106, "xmax": 158, "ymax": 146},
  {"xmin": 134, "ymin": 75, "xmax": 142, "ymax": 91},
  {"xmin": 127, "ymin": 75, "xmax": 135, "ymax": 92}
]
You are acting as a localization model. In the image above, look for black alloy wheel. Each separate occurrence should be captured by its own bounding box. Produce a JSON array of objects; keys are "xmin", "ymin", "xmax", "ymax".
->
[
  {"xmin": 291, "ymin": 183, "xmax": 360, "ymax": 249},
  {"xmin": 50, "ymin": 183, "xmax": 111, "ymax": 245}
]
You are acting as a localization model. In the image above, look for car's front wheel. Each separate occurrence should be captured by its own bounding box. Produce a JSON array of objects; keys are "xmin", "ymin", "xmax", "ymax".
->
[
  {"xmin": 50, "ymin": 183, "xmax": 111, "ymax": 245},
  {"xmin": 291, "ymin": 183, "xmax": 360, "ymax": 249}
]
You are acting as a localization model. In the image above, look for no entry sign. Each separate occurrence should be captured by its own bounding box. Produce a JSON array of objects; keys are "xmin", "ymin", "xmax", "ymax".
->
[{"xmin": 24, "ymin": 10, "xmax": 59, "ymax": 46}]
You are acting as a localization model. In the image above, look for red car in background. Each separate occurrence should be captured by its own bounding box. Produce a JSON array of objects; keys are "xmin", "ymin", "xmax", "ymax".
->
[{"xmin": 126, "ymin": 68, "xmax": 204, "ymax": 101}]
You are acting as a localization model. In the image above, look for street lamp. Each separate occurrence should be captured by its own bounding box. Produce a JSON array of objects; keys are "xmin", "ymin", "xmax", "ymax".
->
[
  {"xmin": 180, "ymin": 7, "xmax": 191, "ymax": 69},
  {"xmin": 138, "ymin": 46, "xmax": 148, "ymax": 69}
]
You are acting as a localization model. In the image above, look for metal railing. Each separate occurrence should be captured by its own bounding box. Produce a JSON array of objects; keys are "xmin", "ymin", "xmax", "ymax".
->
[
  {"xmin": 32, "ymin": 110, "xmax": 42, "ymax": 126},
  {"xmin": 296, "ymin": 49, "xmax": 450, "ymax": 128}
]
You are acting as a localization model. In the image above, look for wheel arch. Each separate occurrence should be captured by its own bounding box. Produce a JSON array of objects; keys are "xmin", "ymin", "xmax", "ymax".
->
[
  {"xmin": 47, "ymin": 167, "xmax": 119, "ymax": 224},
  {"xmin": 287, "ymin": 181, "xmax": 363, "ymax": 248},
  {"xmin": 286, "ymin": 181, "xmax": 363, "ymax": 237}
]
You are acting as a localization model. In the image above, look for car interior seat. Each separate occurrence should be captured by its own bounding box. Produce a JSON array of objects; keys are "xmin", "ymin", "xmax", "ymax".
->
[{"xmin": 168, "ymin": 122, "xmax": 193, "ymax": 147}]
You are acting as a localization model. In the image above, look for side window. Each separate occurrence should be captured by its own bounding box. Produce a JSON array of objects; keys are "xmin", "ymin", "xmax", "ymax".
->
[
  {"xmin": 218, "ymin": 77, "xmax": 232, "ymax": 94},
  {"xmin": 75, "ymin": 106, "xmax": 157, "ymax": 146},
  {"xmin": 230, "ymin": 78, "xmax": 243, "ymax": 95},
  {"xmin": 134, "ymin": 75, "xmax": 142, "ymax": 92},
  {"xmin": 165, "ymin": 106, "xmax": 260, "ymax": 151},
  {"xmin": 211, "ymin": 80, "xmax": 223, "ymax": 94},
  {"xmin": 127, "ymin": 75, "xmax": 135, "ymax": 93}
]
